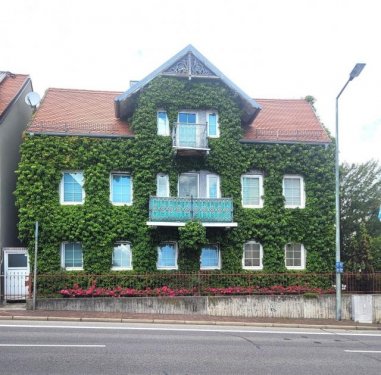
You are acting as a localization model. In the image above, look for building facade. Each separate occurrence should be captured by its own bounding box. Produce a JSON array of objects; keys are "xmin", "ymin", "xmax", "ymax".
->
[{"xmin": 17, "ymin": 46, "xmax": 335, "ymax": 276}]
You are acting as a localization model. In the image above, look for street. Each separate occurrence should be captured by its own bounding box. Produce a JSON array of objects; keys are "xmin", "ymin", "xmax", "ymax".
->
[{"xmin": 0, "ymin": 321, "xmax": 380, "ymax": 375}]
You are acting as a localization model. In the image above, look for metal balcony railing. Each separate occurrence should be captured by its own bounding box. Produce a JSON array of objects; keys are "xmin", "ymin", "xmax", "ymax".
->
[
  {"xmin": 149, "ymin": 196, "xmax": 234, "ymax": 223},
  {"xmin": 172, "ymin": 122, "xmax": 209, "ymax": 150}
]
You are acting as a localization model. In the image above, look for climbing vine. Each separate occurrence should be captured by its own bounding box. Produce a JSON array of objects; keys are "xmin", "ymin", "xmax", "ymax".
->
[{"xmin": 15, "ymin": 76, "xmax": 335, "ymax": 277}]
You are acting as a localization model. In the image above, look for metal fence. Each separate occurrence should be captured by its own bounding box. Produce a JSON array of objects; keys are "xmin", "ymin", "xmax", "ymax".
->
[{"xmin": 2, "ymin": 272, "xmax": 381, "ymax": 300}]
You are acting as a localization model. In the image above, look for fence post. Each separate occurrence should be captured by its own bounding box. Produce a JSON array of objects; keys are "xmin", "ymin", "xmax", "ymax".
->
[{"xmin": 32, "ymin": 221, "xmax": 38, "ymax": 310}]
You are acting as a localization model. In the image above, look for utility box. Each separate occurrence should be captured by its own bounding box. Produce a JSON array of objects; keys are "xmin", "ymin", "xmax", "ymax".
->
[{"xmin": 352, "ymin": 295, "xmax": 373, "ymax": 323}]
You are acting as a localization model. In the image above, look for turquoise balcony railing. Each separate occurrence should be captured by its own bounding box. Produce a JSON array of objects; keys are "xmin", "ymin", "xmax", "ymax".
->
[{"xmin": 149, "ymin": 196, "xmax": 234, "ymax": 223}]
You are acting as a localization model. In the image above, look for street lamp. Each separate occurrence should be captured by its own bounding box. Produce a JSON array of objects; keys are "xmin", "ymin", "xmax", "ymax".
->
[{"xmin": 335, "ymin": 63, "xmax": 365, "ymax": 321}]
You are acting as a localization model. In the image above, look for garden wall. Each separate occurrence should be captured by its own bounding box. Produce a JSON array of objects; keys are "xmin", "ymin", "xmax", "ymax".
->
[{"xmin": 26, "ymin": 294, "xmax": 379, "ymax": 323}]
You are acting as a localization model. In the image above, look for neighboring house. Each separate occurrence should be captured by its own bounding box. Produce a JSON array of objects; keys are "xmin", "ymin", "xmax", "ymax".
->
[
  {"xmin": 0, "ymin": 72, "xmax": 33, "ymax": 300},
  {"xmin": 17, "ymin": 45, "xmax": 334, "ymax": 277}
]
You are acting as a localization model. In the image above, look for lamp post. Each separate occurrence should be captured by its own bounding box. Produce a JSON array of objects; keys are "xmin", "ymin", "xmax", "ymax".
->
[{"xmin": 335, "ymin": 63, "xmax": 365, "ymax": 321}]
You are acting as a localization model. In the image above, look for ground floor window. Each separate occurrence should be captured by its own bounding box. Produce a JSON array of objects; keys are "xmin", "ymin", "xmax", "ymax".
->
[
  {"xmin": 285, "ymin": 243, "xmax": 306, "ymax": 270},
  {"xmin": 242, "ymin": 241, "xmax": 263, "ymax": 270},
  {"xmin": 61, "ymin": 242, "xmax": 83, "ymax": 270},
  {"xmin": 200, "ymin": 245, "xmax": 220, "ymax": 270},
  {"xmin": 157, "ymin": 242, "xmax": 178, "ymax": 270},
  {"xmin": 112, "ymin": 243, "xmax": 132, "ymax": 270}
]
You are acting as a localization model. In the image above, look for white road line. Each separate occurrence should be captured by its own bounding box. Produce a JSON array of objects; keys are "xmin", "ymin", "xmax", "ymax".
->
[
  {"xmin": 1, "ymin": 323, "xmax": 381, "ymax": 337},
  {"xmin": 0, "ymin": 344, "xmax": 105, "ymax": 348},
  {"xmin": 345, "ymin": 350, "xmax": 381, "ymax": 353}
]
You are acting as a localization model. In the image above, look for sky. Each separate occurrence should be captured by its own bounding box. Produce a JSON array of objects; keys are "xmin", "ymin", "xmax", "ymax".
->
[{"xmin": 2, "ymin": 0, "xmax": 380, "ymax": 164}]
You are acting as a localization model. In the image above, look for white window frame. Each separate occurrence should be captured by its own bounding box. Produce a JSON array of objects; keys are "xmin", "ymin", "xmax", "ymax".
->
[
  {"xmin": 178, "ymin": 173, "xmax": 199, "ymax": 198},
  {"xmin": 284, "ymin": 243, "xmax": 306, "ymax": 270},
  {"xmin": 157, "ymin": 242, "xmax": 178, "ymax": 270},
  {"xmin": 283, "ymin": 175, "xmax": 305, "ymax": 208},
  {"xmin": 200, "ymin": 244, "xmax": 221, "ymax": 270},
  {"xmin": 206, "ymin": 174, "xmax": 221, "ymax": 198},
  {"xmin": 111, "ymin": 242, "xmax": 132, "ymax": 271},
  {"xmin": 110, "ymin": 172, "xmax": 133, "ymax": 206},
  {"xmin": 242, "ymin": 241, "xmax": 263, "ymax": 270},
  {"xmin": 60, "ymin": 171, "xmax": 85, "ymax": 205},
  {"xmin": 241, "ymin": 174, "xmax": 264, "ymax": 208},
  {"xmin": 156, "ymin": 173, "xmax": 170, "ymax": 197},
  {"xmin": 157, "ymin": 110, "xmax": 170, "ymax": 136},
  {"xmin": 206, "ymin": 111, "xmax": 219, "ymax": 138},
  {"xmin": 61, "ymin": 242, "xmax": 83, "ymax": 271}
]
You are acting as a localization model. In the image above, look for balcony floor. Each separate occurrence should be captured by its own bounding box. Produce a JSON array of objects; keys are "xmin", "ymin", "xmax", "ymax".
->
[{"xmin": 147, "ymin": 221, "xmax": 238, "ymax": 228}]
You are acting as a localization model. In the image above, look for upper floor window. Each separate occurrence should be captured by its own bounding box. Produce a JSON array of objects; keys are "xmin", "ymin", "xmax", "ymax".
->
[
  {"xmin": 112, "ymin": 242, "xmax": 132, "ymax": 270},
  {"xmin": 156, "ymin": 173, "xmax": 170, "ymax": 197},
  {"xmin": 60, "ymin": 171, "xmax": 84, "ymax": 205},
  {"xmin": 241, "ymin": 174, "xmax": 263, "ymax": 208},
  {"xmin": 110, "ymin": 173, "xmax": 132, "ymax": 205},
  {"xmin": 157, "ymin": 111, "xmax": 170, "ymax": 136},
  {"xmin": 200, "ymin": 245, "xmax": 221, "ymax": 270},
  {"xmin": 157, "ymin": 242, "xmax": 178, "ymax": 270},
  {"xmin": 285, "ymin": 243, "xmax": 306, "ymax": 270},
  {"xmin": 61, "ymin": 242, "xmax": 83, "ymax": 270},
  {"xmin": 283, "ymin": 175, "xmax": 305, "ymax": 208},
  {"xmin": 207, "ymin": 112, "xmax": 219, "ymax": 137},
  {"xmin": 242, "ymin": 241, "xmax": 263, "ymax": 270},
  {"xmin": 178, "ymin": 172, "xmax": 220, "ymax": 198}
]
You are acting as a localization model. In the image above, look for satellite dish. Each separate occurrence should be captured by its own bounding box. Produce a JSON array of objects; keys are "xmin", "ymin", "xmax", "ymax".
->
[{"xmin": 25, "ymin": 92, "xmax": 41, "ymax": 109}]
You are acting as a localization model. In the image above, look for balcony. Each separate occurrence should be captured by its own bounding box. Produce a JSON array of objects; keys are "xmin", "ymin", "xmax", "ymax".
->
[
  {"xmin": 172, "ymin": 122, "xmax": 209, "ymax": 155},
  {"xmin": 147, "ymin": 196, "xmax": 237, "ymax": 227}
]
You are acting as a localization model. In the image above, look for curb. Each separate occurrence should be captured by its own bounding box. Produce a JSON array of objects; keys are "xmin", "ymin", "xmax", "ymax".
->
[{"xmin": 0, "ymin": 315, "xmax": 380, "ymax": 330}]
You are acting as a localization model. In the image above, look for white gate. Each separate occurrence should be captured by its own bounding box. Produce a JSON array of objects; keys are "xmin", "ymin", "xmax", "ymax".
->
[{"xmin": 3, "ymin": 248, "xmax": 29, "ymax": 301}]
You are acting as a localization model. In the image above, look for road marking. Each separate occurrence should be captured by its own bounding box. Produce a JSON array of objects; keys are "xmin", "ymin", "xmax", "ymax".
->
[
  {"xmin": 345, "ymin": 350, "xmax": 381, "ymax": 353},
  {"xmin": 1, "ymin": 323, "xmax": 381, "ymax": 337},
  {"xmin": 0, "ymin": 344, "xmax": 105, "ymax": 348}
]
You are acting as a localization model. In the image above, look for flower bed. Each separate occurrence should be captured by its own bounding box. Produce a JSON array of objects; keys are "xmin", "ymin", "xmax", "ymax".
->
[{"xmin": 59, "ymin": 283, "xmax": 334, "ymax": 298}]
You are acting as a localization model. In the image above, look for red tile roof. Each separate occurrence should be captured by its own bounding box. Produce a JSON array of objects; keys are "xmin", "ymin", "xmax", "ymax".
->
[
  {"xmin": 28, "ymin": 88, "xmax": 133, "ymax": 137},
  {"xmin": 0, "ymin": 73, "xmax": 30, "ymax": 116},
  {"xmin": 243, "ymin": 99, "xmax": 331, "ymax": 143},
  {"xmin": 28, "ymin": 89, "xmax": 330, "ymax": 144}
]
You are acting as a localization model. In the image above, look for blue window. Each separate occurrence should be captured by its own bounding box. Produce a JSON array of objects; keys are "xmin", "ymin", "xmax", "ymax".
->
[
  {"xmin": 207, "ymin": 113, "xmax": 219, "ymax": 137},
  {"xmin": 157, "ymin": 243, "xmax": 178, "ymax": 269},
  {"xmin": 178, "ymin": 112, "xmax": 196, "ymax": 124},
  {"xmin": 200, "ymin": 245, "xmax": 220, "ymax": 269},
  {"xmin": 111, "ymin": 173, "xmax": 132, "ymax": 205},
  {"xmin": 60, "ymin": 172, "xmax": 84, "ymax": 204},
  {"xmin": 61, "ymin": 242, "xmax": 83, "ymax": 270}
]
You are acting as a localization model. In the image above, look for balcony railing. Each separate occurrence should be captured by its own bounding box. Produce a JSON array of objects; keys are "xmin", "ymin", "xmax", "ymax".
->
[
  {"xmin": 172, "ymin": 122, "xmax": 209, "ymax": 150},
  {"xmin": 148, "ymin": 196, "xmax": 235, "ymax": 226}
]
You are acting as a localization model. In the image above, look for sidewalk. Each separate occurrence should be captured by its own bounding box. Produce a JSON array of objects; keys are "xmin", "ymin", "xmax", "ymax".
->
[{"xmin": 0, "ymin": 303, "xmax": 380, "ymax": 330}]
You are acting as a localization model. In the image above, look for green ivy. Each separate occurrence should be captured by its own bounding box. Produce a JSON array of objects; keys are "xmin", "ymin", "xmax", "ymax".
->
[{"xmin": 16, "ymin": 77, "xmax": 335, "ymax": 276}]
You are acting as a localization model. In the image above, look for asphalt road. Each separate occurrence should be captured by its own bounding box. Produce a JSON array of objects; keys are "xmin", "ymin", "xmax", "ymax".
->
[{"xmin": 0, "ymin": 321, "xmax": 380, "ymax": 375}]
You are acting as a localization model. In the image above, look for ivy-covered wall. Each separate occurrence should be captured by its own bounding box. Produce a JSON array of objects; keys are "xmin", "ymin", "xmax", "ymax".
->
[{"xmin": 15, "ymin": 77, "xmax": 335, "ymax": 274}]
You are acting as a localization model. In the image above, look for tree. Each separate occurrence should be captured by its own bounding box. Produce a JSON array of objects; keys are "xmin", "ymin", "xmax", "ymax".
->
[{"xmin": 340, "ymin": 160, "xmax": 381, "ymax": 270}]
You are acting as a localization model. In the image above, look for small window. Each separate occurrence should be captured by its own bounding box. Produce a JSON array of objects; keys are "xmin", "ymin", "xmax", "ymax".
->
[
  {"xmin": 61, "ymin": 242, "xmax": 83, "ymax": 270},
  {"xmin": 243, "ymin": 241, "xmax": 263, "ymax": 270},
  {"xmin": 200, "ymin": 245, "xmax": 221, "ymax": 270},
  {"xmin": 157, "ymin": 111, "xmax": 169, "ymax": 136},
  {"xmin": 112, "ymin": 243, "xmax": 132, "ymax": 270},
  {"xmin": 285, "ymin": 243, "xmax": 306, "ymax": 270},
  {"xmin": 206, "ymin": 174, "xmax": 220, "ymax": 198},
  {"xmin": 207, "ymin": 112, "xmax": 219, "ymax": 137},
  {"xmin": 156, "ymin": 174, "xmax": 170, "ymax": 197},
  {"xmin": 241, "ymin": 174, "xmax": 263, "ymax": 208},
  {"xmin": 110, "ymin": 173, "xmax": 132, "ymax": 205},
  {"xmin": 157, "ymin": 243, "xmax": 178, "ymax": 270},
  {"xmin": 60, "ymin": 171, "xmax": 84, "ymax": 205},
  {"xmin": 283, "ymin": 175, "xmax": 305, "ymax": 208}
]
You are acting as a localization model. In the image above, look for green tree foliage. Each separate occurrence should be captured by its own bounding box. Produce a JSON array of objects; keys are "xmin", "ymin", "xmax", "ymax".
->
[
  {"xmin": 15, "ymin": 77, "xmax": 335, "ymax": 275},
  {"xmin": 340, "ymin": 160, "xmax": 381, "ymax": 270}
]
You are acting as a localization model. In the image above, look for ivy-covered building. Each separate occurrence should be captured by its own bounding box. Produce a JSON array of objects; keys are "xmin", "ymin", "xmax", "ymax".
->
[{"xmin": 17, "ymin": 45, "xmax": 335, "ymax": 275}]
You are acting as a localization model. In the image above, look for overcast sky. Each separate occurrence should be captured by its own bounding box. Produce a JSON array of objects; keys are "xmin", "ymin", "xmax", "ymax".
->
[{"xmin": 2, "ymin": 0, "xmax": 380, "ymax": 164}]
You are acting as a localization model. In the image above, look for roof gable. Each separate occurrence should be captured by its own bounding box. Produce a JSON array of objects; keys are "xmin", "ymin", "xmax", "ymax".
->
[{"xmin": 115, "ymin": 45, "xmax": 261, "ymax": 122}]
